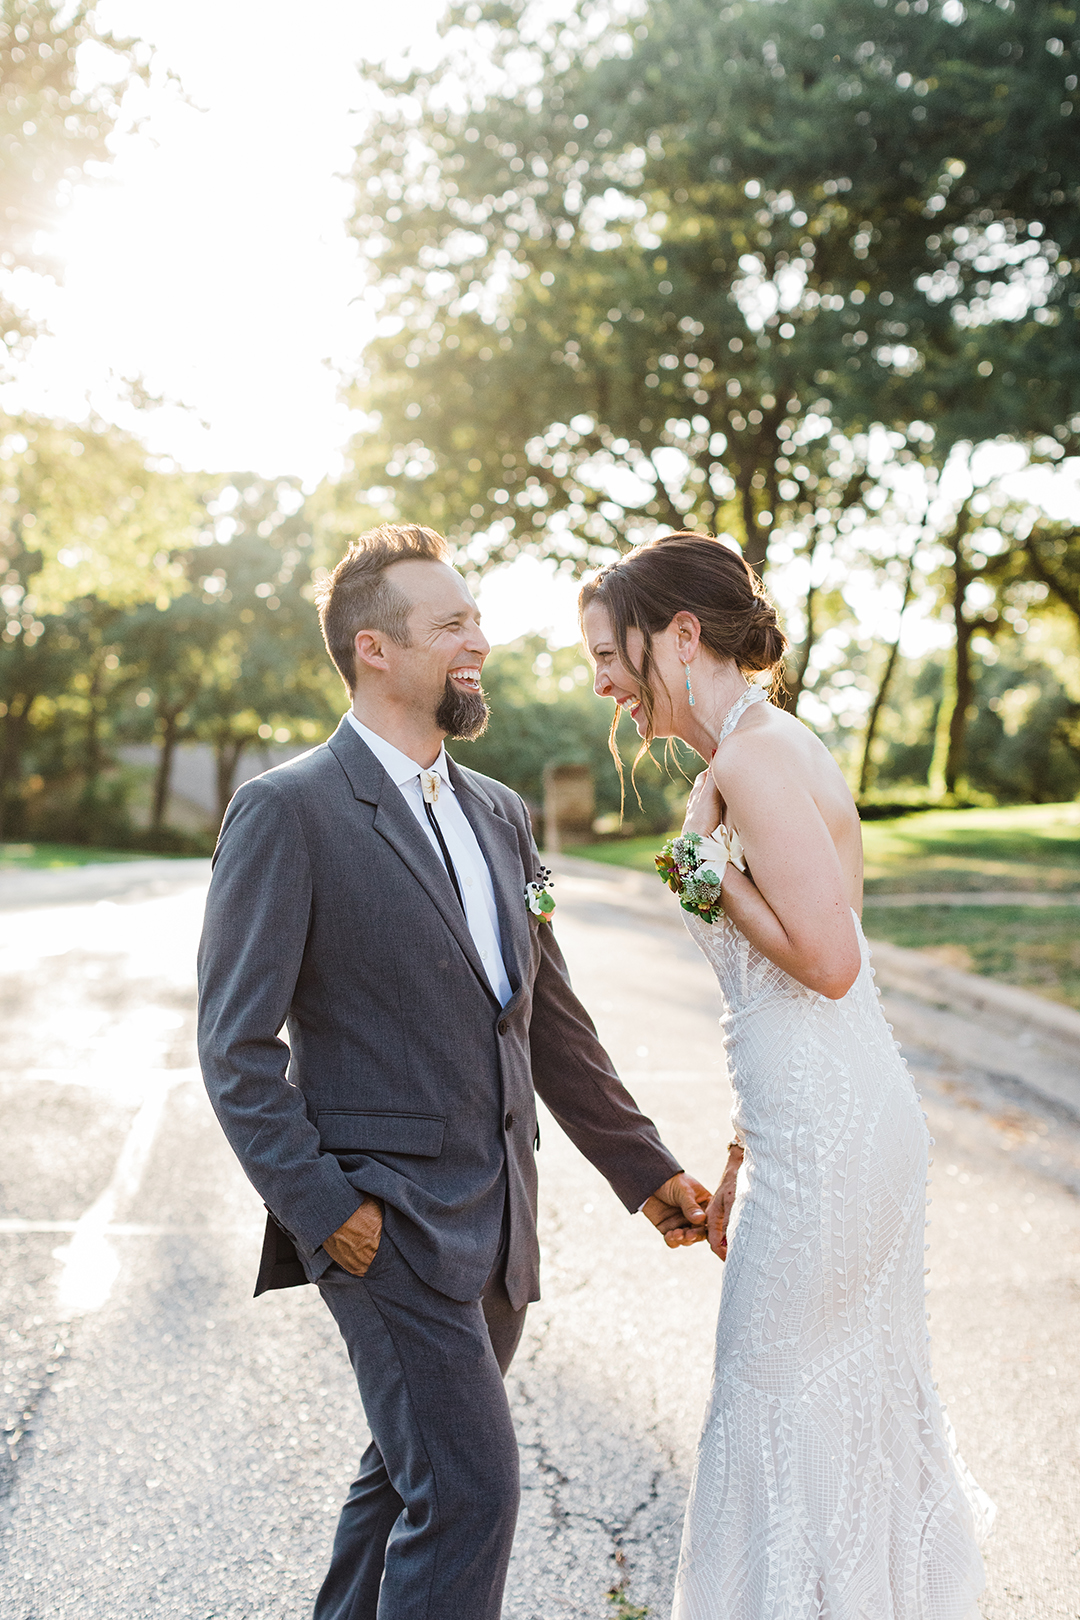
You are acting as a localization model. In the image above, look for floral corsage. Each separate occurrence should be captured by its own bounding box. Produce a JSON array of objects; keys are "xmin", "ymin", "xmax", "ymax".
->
[
  {"xmin": 655, "ymin": 828, "xmax": 745, "ymax": 924},
  {"xmin": 525, "ymin": 866, "xmax": 556, "ymax": 922}
]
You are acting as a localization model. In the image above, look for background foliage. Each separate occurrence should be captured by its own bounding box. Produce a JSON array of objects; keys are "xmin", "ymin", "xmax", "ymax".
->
[{"xmin": 2, "ymin": 0, "xmax": 1080, "ymax": 850}]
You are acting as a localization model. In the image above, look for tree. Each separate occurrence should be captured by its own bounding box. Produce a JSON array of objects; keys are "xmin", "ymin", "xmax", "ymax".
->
[
  {"xmin": 1020, "ymin": 519, "xmax": 1080, "ymax": 639},
  {"xmin": 917, "ymin": 450, "xmax": 1065, "ymax": 800},
  {"xmin": 964, "ymin": 644, "xmax": 1080, "ymax": 804},
  {"xmin": 1, "ymin": 415, "xmax": 201, "ymax": 615},
  {"xmin": 0, "ymin": 601, "xmax": 80, "ymax": 837},
  {"xmin": 344, "ymin": 1, "xmax": 874, "ymax": 574},
  {"xmin": 344, "ymin": 0, "xmax": 1080, "ymax": 583},
  {"xmin": 553, "ymin": 0, "xmax": 1080, "ymax": 457},
  {"xmin": 0, "ymin": 415, "xmax": 203, "ymax": 832},
  {"xmin": 117, "ymin": 595, "xmax": 219, "ymax": 836},
  {"xmin": 1, "ymin": 459, "xmax": 353, "ymax": 846},
  {"xmin": 857, "ymin": 543, "xmax": 919, "ymax": 799},
  {"xmin": 179, "ymin": 476, "xmax": 341, "ymax": 825}
]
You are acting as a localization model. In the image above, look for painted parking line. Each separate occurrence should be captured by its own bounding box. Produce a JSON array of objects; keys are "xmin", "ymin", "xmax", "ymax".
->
[
  {"xmin": 0, "ymin": 1220, "xmax": 261, "ymax": 1235},
  {"xmin": 51, "ymin": 1070, "xmax": 197, "ymax": 1315}
]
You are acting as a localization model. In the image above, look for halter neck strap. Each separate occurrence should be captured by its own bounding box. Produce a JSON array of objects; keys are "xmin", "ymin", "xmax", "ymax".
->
[{"xmin": 717, "ymin": 683, "xmax": 768, "ymax": 745}]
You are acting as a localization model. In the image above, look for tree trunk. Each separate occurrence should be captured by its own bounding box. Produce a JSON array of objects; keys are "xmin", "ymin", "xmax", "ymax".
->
[
  {"xmin": 857, "ymin": 550, "xmax": 918, "ymax": 799},
  {"xmin": 946, "ymin": 594, "xmax": 976, "ymax": 795},
  {"xmin": 214, "ymin": 737, "xmax": 247, "ymax": 826},
  {"xmin": 740, "ymin": 474, "xmax": 768, "ymax": 573},
  {"xmin": 927, "ymin": 658, "xmax": 956, "ymax": 801},
  {"xmin": 784, "ymin": 533, "xmax": 821, "ymax": 711},
  {"xmin": 151, "ymin": 711, "xmax": 181, "ymax": 836},
  {"xmin": 763, "ymin": 460, "xmax": 782, "ymax": 547},
  {"xmin": 82, "ymin": 663, "xmax": 105, "ymax": 812},
  {"xmin": 0, "ymin": 693, "xmax": 35, "ymax": 842},
  {"xmin": 927, "ymin": 504, "xmax": 975, "ymax": 799},
  {"xmin": 645, "ymin": 454, "xmax": 688, "ymax": 533}
]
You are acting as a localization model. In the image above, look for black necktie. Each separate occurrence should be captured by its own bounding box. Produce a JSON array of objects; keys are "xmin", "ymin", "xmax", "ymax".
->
[{"xmin": 420, "ymin": 783, "xmax": 465, "ymax": 912}]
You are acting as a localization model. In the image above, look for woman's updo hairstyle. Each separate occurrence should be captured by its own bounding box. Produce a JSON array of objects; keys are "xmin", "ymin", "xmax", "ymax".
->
[{"xmin": 579, "ymin": 531, "xmax": 788, "ymax": 769}]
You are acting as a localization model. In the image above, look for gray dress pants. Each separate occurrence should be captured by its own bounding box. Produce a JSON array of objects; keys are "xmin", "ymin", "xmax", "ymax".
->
[{"xmin": 313, "ymin": 1226, "xmax": 526, "ymax": 1620}]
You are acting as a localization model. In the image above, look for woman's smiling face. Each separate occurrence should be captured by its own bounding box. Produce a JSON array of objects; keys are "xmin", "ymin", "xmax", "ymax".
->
[{"xmin": 583, "ymin": 600, "xmax": 681, "ymax": 739}]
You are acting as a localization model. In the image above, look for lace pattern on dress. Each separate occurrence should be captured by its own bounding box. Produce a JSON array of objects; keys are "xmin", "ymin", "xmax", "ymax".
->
[{"xmin": 672, "ymin": 685, "xmax": 992, "ymax": 1620}]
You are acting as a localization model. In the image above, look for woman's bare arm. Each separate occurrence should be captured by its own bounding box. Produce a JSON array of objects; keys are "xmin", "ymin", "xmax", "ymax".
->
[{"xmin": 684, "ymin": 731, "xmax": 861, "ymax": 999}]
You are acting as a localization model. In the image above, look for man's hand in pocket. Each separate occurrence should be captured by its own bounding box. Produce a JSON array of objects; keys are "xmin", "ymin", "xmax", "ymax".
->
[{"xmin": 324, "ymin": 1196, "xmax": 383, "ymax": 1276}]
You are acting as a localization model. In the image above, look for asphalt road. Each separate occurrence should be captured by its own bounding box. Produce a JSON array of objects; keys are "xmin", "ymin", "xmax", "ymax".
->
[{"xmin": 0, "ymin": 863, "xmax": 1077, "ymax": 1619}]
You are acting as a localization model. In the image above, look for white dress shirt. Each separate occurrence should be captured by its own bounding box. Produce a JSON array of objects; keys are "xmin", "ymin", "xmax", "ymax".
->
[{"xmin": 346, "ymin": 711, "xmax": 513, "ymax": 1006}]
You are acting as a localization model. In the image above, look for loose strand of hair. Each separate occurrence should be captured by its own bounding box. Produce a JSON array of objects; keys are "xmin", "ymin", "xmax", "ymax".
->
[
  {"xmin": 615, "ymin": 616, "xmax": 659, "ymax": 818},
  {"xmin": 607, "ymin": 705, "xmax": 626, "ymax": 822}
]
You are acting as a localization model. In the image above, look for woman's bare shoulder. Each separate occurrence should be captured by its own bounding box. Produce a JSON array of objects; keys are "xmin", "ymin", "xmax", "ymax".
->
[
  {"xmin": 712, "ymin": 704, "xmax": 855, "ymax": 807},
  {"xmin": 713, "ymin": 702, "xmax": 823, "ymax": 772}
]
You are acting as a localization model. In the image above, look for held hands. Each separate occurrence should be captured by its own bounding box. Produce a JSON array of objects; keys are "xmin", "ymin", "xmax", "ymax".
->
[
  {"xmin": 324, "ymin": 1195, "xmax": 384, "ymax": 1276},
  {"xmin": 643, "ymin": 1172, "xmax": 712, "ymax": 1247},
  {"xmin": 644, "ymin": 1152, "xmax": 744, "ymax": 1260}
]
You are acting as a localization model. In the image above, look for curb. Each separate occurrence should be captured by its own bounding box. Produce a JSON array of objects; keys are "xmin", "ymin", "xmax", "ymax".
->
[
  {"xmin": 863, "ymin": 937, "xmax": 1080, "ymax": 1049},
  {"xmin": 0, "ymin": 858, "xmax": 212, "ymax": 911}
]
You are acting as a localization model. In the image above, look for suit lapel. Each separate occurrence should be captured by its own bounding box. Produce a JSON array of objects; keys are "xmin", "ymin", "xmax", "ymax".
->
[
  {"xmin": 327, "ymin": 718, "xmax": 497, "ymax": 1001},
  {"xmin": 448, "ymin": 756, "xmax": 531, "ymax": 997}
]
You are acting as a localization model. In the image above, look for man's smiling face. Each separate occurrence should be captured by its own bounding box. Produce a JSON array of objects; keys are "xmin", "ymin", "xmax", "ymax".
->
[{"xmin": 383, "ymin": 558, "xmax": 491, "ymax": 739}]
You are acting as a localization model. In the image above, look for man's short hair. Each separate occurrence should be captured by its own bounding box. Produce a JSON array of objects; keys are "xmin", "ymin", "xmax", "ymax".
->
[{"xmin": 317, "ymin": 524, "xmax": 451, "ymax": 693}]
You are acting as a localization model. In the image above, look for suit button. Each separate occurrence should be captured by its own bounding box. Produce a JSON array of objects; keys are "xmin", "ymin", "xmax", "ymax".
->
[
  {"xmin": 497, "ymin": 1019, "xmax": 508, "ymax": 1034},
  {"xmin": 504, "ymin": 1111, "xmax": 515, "ymax": 1130}
]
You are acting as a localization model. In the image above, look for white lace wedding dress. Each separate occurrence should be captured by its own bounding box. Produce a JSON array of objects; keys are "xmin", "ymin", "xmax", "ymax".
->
[{"xmin": 673, "ymin": 687, "xmax": 993, "ymax": 1620}]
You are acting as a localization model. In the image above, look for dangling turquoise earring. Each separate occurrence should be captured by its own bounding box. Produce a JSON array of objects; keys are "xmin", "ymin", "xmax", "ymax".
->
[{"xmin": 684, "ymin": 661, "xmax": 695, "ymax": 707}]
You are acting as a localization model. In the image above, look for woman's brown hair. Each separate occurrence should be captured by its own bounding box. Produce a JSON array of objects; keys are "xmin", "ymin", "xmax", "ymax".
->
[{"xmin": 579, "ymin": 531, "xmax": 788, "ymax": 795}]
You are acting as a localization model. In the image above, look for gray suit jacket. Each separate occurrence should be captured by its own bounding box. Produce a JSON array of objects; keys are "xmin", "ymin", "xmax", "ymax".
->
[{"xmin": 197, "ymin": 716, "xmax": 681, "ymax": 1310}]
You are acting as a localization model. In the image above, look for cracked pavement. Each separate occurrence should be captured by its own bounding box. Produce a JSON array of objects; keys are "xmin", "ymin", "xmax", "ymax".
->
[{"xmin": 0, "ymin": 861, "xmax": 1078, "ymax": 1617}]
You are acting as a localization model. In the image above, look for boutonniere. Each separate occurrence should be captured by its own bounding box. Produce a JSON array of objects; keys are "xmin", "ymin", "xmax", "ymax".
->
[
  {"xmin": 655, "ymin": 827, "xmax": 744, "ymax": 924},
  {"xmin": 525, "ymin": 865, "xmax": 556, "ymax": 922}
]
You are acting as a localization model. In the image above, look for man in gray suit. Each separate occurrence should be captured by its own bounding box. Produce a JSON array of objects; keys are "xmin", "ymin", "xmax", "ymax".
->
[{"xmin": 198, "ymin": 523, "xmax": 710, "ymax": 1619}]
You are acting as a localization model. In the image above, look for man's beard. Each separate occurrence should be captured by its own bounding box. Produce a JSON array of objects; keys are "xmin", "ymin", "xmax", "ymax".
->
[{"xmin": 435, "ymin": 676, "xmax": 489, "ymax": 741}]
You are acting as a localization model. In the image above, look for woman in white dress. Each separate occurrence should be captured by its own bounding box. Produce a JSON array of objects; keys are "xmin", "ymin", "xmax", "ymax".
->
[{"xmin": 580, "ymin": 532, "xmax": 993, "ymax": 1620}]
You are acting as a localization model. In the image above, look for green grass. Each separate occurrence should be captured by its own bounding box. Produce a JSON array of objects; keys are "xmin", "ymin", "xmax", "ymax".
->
[
  {"xmin": 863, "ymin": 904, "xmax": 1080, "ymax": 1012},
  {"xmin": 607, "ymin": 1589, "xmax": 649, "ymax": 1620},
  {"xmin": 564, "ymin": 835, "xmax": 663, "ymax": 874},
  {"xmin": 568, "ymin": 802, "xmax": 1080, "ymax": 893},
  {"xmin": 860, "ymin": 802, "xmax": 1080, "ymax": 894},
  {"xmin": 0, "ymin": 842, "xmax": 179, "ymax": 871}
]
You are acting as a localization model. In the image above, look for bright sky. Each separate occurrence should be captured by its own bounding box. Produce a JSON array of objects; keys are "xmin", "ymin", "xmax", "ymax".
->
[
  {"xmin": 5, "ymin": 0, "xmax": 437, "ymax": 478},
  {"xmin": 1, "ymin": 0, "xmax": 585, "ymax": 643}
]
